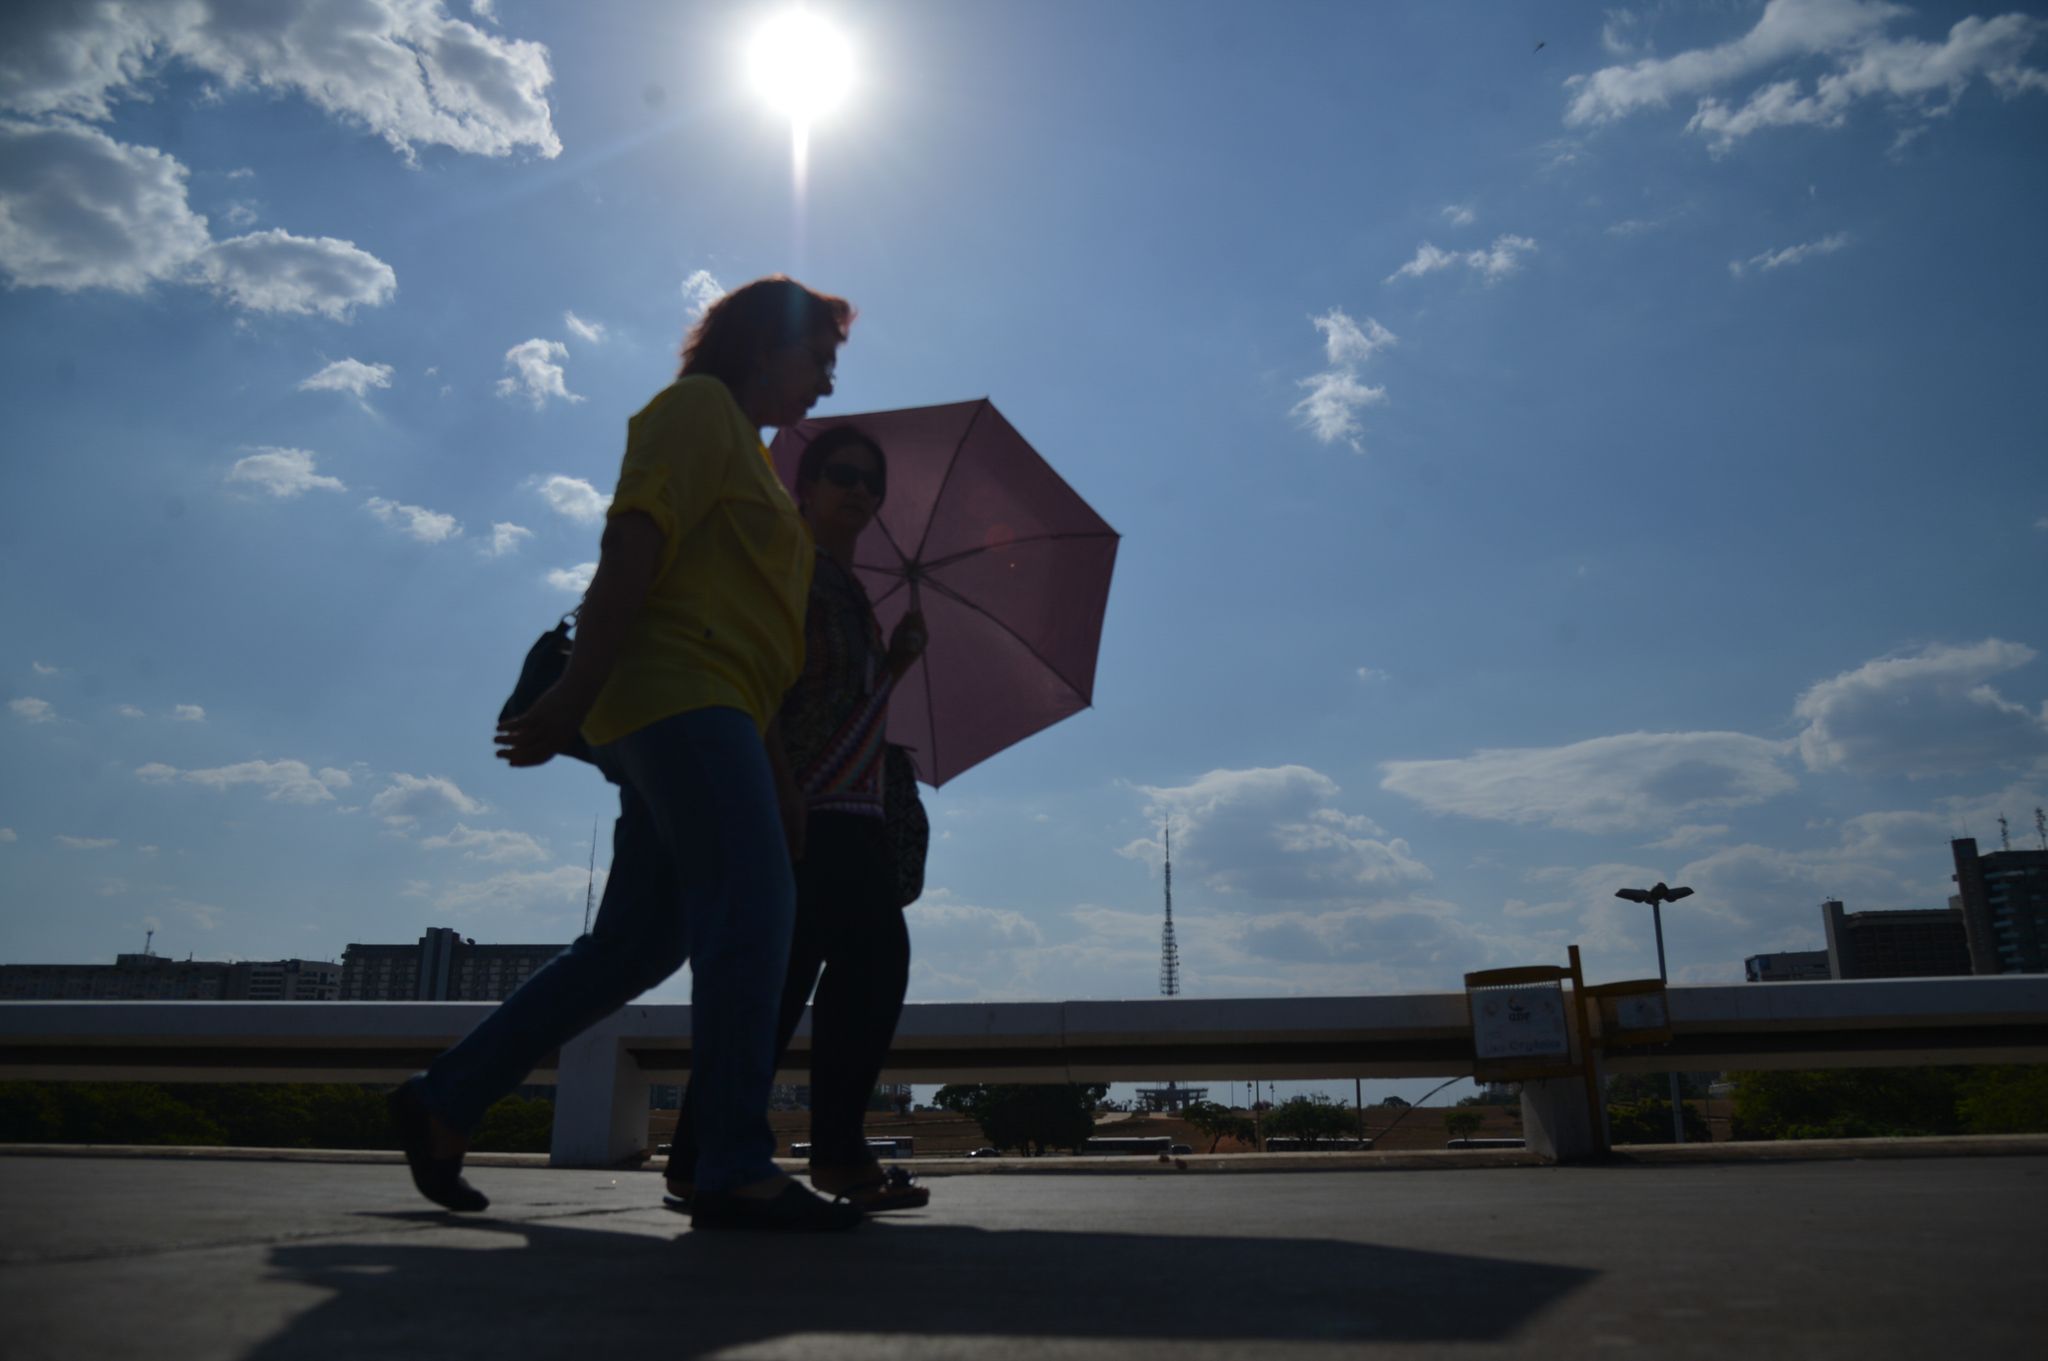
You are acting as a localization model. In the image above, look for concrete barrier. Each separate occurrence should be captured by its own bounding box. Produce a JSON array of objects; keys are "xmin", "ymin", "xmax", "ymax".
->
[{"xmin": 3, "ymin": 976, "xmax": 2045, "ymax": 1167}]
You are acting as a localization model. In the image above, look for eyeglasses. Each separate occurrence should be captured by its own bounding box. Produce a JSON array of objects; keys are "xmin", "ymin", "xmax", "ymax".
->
[{"xmin": 819, "ymin": 462, "xmax": 883, "ymax": 497}]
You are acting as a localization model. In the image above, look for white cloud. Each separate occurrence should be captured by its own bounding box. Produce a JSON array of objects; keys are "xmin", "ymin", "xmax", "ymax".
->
[
  {"xmin": 682, "ymin": 268, "xmax": 725, "ymax": 319},
  {"xmin": 226, "ymin": 447, "xmax": 346, "ymax": 498},
  {"xmin": 1644, "ymin": 823, "xmax": 1732, "ymax": 851},
  {"xmin": 1729, "ymin": 231, "xmax": 1851, "ymax": 277},
  {"xmin": 369, "ymin": 773, "xmax": 485, "ymax": 826},
  {"xmin": 563, "ymin": 310, "xmax": 605, "ymax": 343},
  {"xmin": 10, "ymin": 697, "xmax": 54, "ymax": 723},
  {"xmin": 0, "ymin": 1, "xmax": 560, "ymax": 160},
  {"xmin": 55, "ymin": 834, "xmax": 117, "ymax": 849},
  {"xmin": 429, "ymin": 864, "xmax": 599, "ymax": 921},
  {"xmin": 172, "ymin": 704, "xmax": 205, "ymax": 722},
  {"xmin": 1381, "ymin": 731, "xmax": 1798, "ymax": 834},
  {"xmin": 495, "ymin": 337, "xmax": 580, "ymax": 407},
  {"xmin": 536, "ymin": 474, "xmax": 609, "ymax": 524},
  {"xmin": 0, "ymin": 828, "xmax": 15, "ymax": 843},
  {"xmin": 1564, "ymin": 0, "xmax": 2048, "ymax": 155},
  {"xmin": 318, "ymin": 767, "xmax": 352, "ymax": 790},
  {"xmin": 1602, "ymin": 9, "xmax": 1648, "ymax": 59},
  {"xmin": 364, "ymin": 497, "xmax": 461, "ymax": 544},
  {"xmin": 1125, "ymin": 766, "xmax": 1432, "ymax": 902},
  {"xmin": 298, "ymin": 358, "xmax": 394, "ymax": 400},
  {"xmin": 420, "ymin": 822, "xmax": 550, "ymax": 863},
  {"xmin": 0, "ymin": 119, "xmax": 212, "ymax": 292},
  {"xmin": 140, "ymin": 758, "xmax": 342, "ymax": 804},
  {"xmin": 199, "ymin": 229, "xmax": 396, "ymax": 319},
  {"xmin": 1290, "ymin": 309, "xmax": 1395, "ymax": 454},
  {"xmin": 115, "ymin": 704, "xmax": 145, "ymax": 718},
  {"xmin": 1386, "ymin": 234, "xmax": 1536, "ymax": 284},
  {"xmin": 1441, "ymin": 203, "xmax": 1476, "ymax": 227},
  {"xmin": 1794, "ymin": 638, "xmax": 2048, "ymax": 777},
  {"xmin": 484, "ymin": 521, "xmax": 533, "ymax": 557},
  {"xmin": 32, "ymin": 661, "xmax": 60, "ymax": 675},
  {"xmin": 1356, "ymin": 666, "xmax": 1389, "ymax": 683},
  {"xmin": 547, "ymin": 562, "xmax": 596, "ymax": 594}
]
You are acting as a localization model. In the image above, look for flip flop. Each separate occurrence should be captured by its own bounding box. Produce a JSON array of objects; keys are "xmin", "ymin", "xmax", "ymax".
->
[
  {"xmin": 828, "ymin": 1165, "xmax": 929, "ymax": 1213},
  {"xmin": 690, "ymin": 1180, "xmax": 863, "ymax": 1232}
]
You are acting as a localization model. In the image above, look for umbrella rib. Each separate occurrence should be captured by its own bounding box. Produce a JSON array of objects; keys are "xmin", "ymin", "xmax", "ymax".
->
[
  {"xmin": 911, "ymin": 399, "xmax": 989, "ymax": 566},
  {"xmin": 916, "ymin": 574, "xmax": 1091, "ymax": 707},
  {"xmin": 907, "ymin": 529, "xmax": 1120, "ymax": 575}
]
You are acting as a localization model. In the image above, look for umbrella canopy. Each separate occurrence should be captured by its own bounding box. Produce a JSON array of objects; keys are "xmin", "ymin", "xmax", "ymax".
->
[{"xmin": 770, "ymin": 399, "xmax": 1119, "ymax": 787}]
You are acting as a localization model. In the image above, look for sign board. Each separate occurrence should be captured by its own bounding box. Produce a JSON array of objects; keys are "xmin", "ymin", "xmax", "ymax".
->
[
  {"xmin": 1612, "ymin": 991, "xmax": 1668, "ymax": 1032},
  {"xmin": 1469, "ymin": 983, "xmax": 1571, "ymax": 1063}
]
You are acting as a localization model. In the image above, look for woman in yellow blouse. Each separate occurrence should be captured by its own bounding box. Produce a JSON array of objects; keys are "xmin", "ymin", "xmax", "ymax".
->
[{"xmin": 392, "ymin": 276, "xmax": 862, "ymax": 1232}]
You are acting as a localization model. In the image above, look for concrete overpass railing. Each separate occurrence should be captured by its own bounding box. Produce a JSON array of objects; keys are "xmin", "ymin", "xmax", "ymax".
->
[{"xmin": 2, "ymin": 976, "xmax": 2044, "ymax": 1166}]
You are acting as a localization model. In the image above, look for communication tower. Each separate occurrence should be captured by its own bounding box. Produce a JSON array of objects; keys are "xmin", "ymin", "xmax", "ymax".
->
[{"xmin": 1159, "ymin": 824, "xmax": 1180, "ymax": 997}]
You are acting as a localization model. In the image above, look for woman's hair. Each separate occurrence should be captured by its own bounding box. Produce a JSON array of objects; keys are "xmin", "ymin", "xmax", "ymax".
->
[
  {"xmin": 796, "ymin": 425, "xmax": 887, "ymax": 507},
  {"xmin": 679, "ymin": 275, "xmax": 855, "ymax": 388}
]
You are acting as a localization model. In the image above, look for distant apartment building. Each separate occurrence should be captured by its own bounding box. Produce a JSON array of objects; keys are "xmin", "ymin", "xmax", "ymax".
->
[
  {"xmin": 1744, "ymin": 950, "xmax": 1831, "ymax": 983},
  {"xmin": 1822, "ymin": 899, "xmax": 1972, "ymax": 980},
  {"xmin": 340, "ymin": 927, "xmax": 565, "ymax": 1001},
  {"xmin": 0, "ymin": 953, "xmax": 340, "ymax": 1001},
  {"xmin": 1951, "ymin": 837, "xmax": 2048, "ymax": 974}
]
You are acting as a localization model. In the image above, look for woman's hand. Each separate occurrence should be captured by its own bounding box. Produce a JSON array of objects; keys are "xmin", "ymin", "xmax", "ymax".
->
[
  {"xmin": 495, "ymin": 683, "xmax": 590, "ymax": 767},
  {"xmin": 886, "ymin": 609, "xmax": 928, "ymax": 679}
]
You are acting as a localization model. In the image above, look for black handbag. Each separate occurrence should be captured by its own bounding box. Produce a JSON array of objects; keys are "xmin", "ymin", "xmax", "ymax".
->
[
  {"xmin": 500, "ymin": 610, "xmax": 597, "ymax": 768},
  {"xmin": 882, "ymin": 744, "xmax": 929, "ymax": 907}
]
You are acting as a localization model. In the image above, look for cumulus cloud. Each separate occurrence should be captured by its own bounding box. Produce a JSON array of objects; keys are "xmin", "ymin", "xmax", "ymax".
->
[
  {"xmin": 1794, "ymin": 639, "xmax": 2048, "ymax": 777},
  {"xmin": 495, "ymin": 338, "xmax": 580, "ymax": 407},
  {"xmin": 1386, "ymin": 234, "xmax": 1537, "ymax": 284},
  {"xmin": 1124, "ymin": 765, "xmax": 1432, "ymax": 902},
  {"xmin": 171, "ymin": 704, "xmax": 205, "ymax": 722},
  {"xmin": 1644, "ymin": 823, "xmax": 1733, "ymax": 851},
  {"xmin": 536, "ymin": 474, "xmax": 609, "ymax": 524},
  {"xmin": 1441, "ymin": 203, "xmax": 1476, "ymax": 226},
  {"xmin": 225, "ymin": 447, "xmax": 345, "ymax": 498},
  {"xmin": 563, "ymin": 310, "xmax": 605, "ymax": 343},
  {"xmin": 0, "ymin": 119, "xmax": 212, "ymax": 291},
  {"xmin": 138, "ymin": 758, "xmax": 349, "ymax": 804},
  {"xmin": 419, "ymin": 822, "xmax": 549, "ymax": 863},
  {"xmin": 0, "ymin": 122, "xmax": 396, "ymax": 318},
  {"xmin": 32, "ymin": 661, "xmax": 60, "ymax": 675},
  {"xmin": 0, "ymin": 1, "xmax": 560, "ymax": 160},
  {"xmin": 681, "ymin": 268, "xmax": 725, "ymax": 319},
  {"xmin": 10, "ymin": 697, "xmax": 55, "ymax": 723},
  {"xmin": 115, "ymin": 704, "xmax": 145, "ymax": 718},
  {"xmin": 1290, "ymin": 308, "xmax": 1395, "ymax": 454},
  {"xmin": 1729, "ymin": 231, "xmax": 1851, "ymax": 277},
  {"xmin": 298, "ymin": 358, "xmax": 394, "ymax": 400},
  {"xmin": 369, "ymin": 773, "xmax": 484, "ymax": 826},
  {"xmin": 55, "ymin": 834, "xmax": 118, "ymax": 849},
  {"xmin": 364, "ymin": 496, "xmax": 460, "ymax": 543},
  {"xmin": 1381, "ymin": 731, "xmax": 1799, "ymax": 834},
  {"xmin": 483, "ymin": 521, "xmax": 532, "ymax": 557},
  {"xmin": 1564, "ymin": 0, "xmax": 2048, "ymax": 155},
  {"xmin": 429, "ymin": 864, "xmax": 599, "ymax": 920},
  {"xmin": 199, "ymin": 229, "xmax": 396, "ymax": 319},
  {"xmin": 547, "ymin": 562, "xmax": 596, "ymax": 594}
]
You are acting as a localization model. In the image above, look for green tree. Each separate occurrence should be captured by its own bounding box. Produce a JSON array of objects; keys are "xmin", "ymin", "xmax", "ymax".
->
[
  {"xmin": 1606, "ymin": 1097, "xmax": 1709, "ymax": 1144},
  {"xmin": 1443, "ymin": 1109, "xmax": 1484, "ymax": 1141},
  {"xmin": 470, "ymin": 1094, "xmax": 555, "ymax": 1153},
  {"xmin": 934, "ymin": 1083, "xmax": 1107, "ymax": 1155},
  {"xmin": 1730, "ymin": 1068, "xmax": 1966, "ymax": 1141},
  {"xmin": 1957, "ymin": 1065, "xmax": 2048, "ymax": 1134},
  {"xmin": 1181, "ymin": 1100, "xmax": 1254, "ymax": 1153},
  {"xmin": 1376, "ymin": 1095, "xmax": 1410, "ymax": 1109},
  {"xmin": 1263, "ymin": 1093, "xmax": 1355, "ymax": 1147}
]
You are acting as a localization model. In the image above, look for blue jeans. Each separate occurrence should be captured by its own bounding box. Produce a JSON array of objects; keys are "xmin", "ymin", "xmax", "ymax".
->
[{"xmin": 421, "ymin": 707, "xmax": 795, "ymax": 1193}]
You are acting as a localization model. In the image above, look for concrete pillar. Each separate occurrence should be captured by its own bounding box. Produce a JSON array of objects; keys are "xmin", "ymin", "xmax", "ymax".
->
[
  {"xmin": 550, "ymin": 1021, "xmax": 650, "ymax": 1168},
  {"xmin": 1519, "ymin": 1065, "xmax": 1609, "ymax": 1163}
]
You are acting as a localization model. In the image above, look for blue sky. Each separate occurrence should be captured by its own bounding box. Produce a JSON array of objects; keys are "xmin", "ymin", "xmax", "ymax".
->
[{"xmin": 5, "ymin": 0, "xmax": 2048, "ymax": 1074}]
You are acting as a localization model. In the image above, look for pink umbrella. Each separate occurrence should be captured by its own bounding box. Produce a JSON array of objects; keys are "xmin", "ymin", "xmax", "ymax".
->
[{"xmin": 770, "ymin": 399, "xmax": 1119, "ymax": 787}]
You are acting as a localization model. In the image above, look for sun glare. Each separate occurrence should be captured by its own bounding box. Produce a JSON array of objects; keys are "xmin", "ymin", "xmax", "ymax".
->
[{"xmin": 748, "ymin": 9, "xmax": 855, "ymax": 129}]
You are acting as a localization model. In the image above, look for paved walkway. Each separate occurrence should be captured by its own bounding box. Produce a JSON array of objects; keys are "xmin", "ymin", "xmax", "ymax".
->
[{"xmin": 4, "ymin": 1152, "xmax": 2045, "ymax": 1359}]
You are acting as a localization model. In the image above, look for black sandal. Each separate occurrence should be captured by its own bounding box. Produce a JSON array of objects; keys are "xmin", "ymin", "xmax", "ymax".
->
[
  {"xmin": 388, "ymin": 1077, "xmax": 488, "ymax": 1213},
  {"xmin": 689, "ymin": 1180, "xmax": 863, "ymax": 1232}
]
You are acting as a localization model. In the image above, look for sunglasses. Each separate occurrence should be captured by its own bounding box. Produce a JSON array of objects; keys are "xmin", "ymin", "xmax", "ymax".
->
[{"xmin": 819, "ymin": 462, "xmax": 884, "ymax": 498}]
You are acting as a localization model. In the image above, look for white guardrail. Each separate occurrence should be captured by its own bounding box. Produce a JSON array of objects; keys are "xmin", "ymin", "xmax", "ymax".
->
[{"xmin": 3, "ymin": 977, "xmax": 2045, "ymax": 1165}]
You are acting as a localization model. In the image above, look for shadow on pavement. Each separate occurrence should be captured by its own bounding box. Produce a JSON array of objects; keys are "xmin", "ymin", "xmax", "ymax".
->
[{"xmin": 251, "ymin": 1215, "xmax": 1595, "ymax": 1354}]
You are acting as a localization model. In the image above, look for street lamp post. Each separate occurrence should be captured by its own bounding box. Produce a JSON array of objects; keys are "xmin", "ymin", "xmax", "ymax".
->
[{"xmin": 1615, "ymin": 881, "xmax": 1696, "ymax": 1144}]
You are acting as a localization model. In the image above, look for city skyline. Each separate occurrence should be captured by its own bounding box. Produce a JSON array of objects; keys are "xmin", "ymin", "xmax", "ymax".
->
[{"xmin": 4, "ymin": 0, "xmax": 2046, "ymax": 1015}]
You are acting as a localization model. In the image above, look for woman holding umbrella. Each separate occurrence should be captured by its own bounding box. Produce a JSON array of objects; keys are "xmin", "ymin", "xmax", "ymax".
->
[
  {"xmin": 391, "ymin": 275, "xmax": 864, "ymax": 1232},
  {"xmin": 663, "ymin": 424, "xmax": 932, "ymax": 1213}
]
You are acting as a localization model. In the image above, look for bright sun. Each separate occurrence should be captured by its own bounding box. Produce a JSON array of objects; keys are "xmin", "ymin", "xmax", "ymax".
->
[{"xmin": 748, "ymin": 9, "xmax": 855, "ymax": 129}]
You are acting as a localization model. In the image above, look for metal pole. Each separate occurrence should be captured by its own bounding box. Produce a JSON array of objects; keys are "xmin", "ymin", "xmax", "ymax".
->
[{"xmin": 1652, "ymin": 903, "xmax": 1684, "ymax": 1144}]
